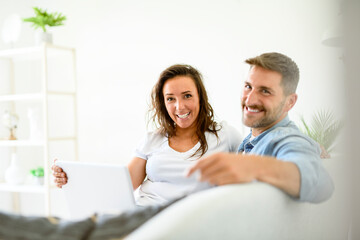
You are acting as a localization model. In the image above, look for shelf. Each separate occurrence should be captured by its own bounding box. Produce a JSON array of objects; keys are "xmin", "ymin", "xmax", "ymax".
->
[
  {"xmin": 48, "ymin": 137, "xmax": 77, "ymax": 141},
  {"xmin": 0, "ymin": 183, "xmax": 45, "ymax": 193},
  {"xmin": 0, "ymin": 44, "xmax": 77, "ymax": 216},
  {"xmin": 0, "ymin": 46, "xmax": 43, "ymax": 60},
  {"xmin": 0, "ymin": 138, "xmax": 76, "ymax": 147},
  {"xmin": 0, "ymin": 44, "xmax": 75, "ymax": 61},
  {"xmin": 0, "ymin": 93, "xmax": 42, "ymax": 102},
  {"xmin": 0, "ymin": 140, "xmax": 44, "ymax": 147},
  {"xmin": 0, "ymin": 92, "xmax": 76, "ymax": 103}
]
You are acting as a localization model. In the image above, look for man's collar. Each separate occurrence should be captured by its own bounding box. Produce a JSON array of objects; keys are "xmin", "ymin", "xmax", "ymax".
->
[
  {"xmin": 239, "ymin": 115, "xmax": 290, "ymax": 153},
  {"xmin": 255, "ymin": 115, "xmax": 290, "ymax": 134}
]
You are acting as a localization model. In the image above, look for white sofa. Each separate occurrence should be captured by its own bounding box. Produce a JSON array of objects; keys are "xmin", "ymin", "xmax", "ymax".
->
[{"xmin": 126, "ymin": 157, "xmax": 352, "ymax": 240}]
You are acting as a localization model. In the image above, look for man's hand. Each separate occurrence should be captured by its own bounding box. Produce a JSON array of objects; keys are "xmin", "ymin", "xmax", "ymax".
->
[
  {"xmin": 186, "ymin": 152, "xmax": 301, "ymax": 198},
  {"xmin": 186, "ymin": 152, "xmax": 257, "ymax": 185}
]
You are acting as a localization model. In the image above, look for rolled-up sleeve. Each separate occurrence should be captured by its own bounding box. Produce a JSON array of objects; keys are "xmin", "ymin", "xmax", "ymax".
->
[{"xmin": 274, "ymin": 136, "xmax": 334, "ymax": 203}]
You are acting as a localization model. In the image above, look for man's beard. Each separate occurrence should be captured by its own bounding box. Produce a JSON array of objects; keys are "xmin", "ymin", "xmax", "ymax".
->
[{"xmin": 242, "ymin": 99, "xmax": 286, "ymax": 129}]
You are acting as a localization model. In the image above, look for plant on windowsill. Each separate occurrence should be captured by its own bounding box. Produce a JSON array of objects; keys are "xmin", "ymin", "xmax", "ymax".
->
[
  {"xmin": 30, "ymin": 167, "xmax": 44, "ymax": 185},
  {"xmin": 23, "ymin": 7, "xmax": 66, "ymax": 45},
  {"xmin": 299, "ymin": 109, "xmax": 342, "ymax": 159}
]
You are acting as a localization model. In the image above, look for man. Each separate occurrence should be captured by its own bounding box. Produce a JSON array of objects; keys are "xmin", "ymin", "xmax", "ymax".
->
[{"xmin": 187, "ymin": 52, "xmax": 334, "ymax": 203}]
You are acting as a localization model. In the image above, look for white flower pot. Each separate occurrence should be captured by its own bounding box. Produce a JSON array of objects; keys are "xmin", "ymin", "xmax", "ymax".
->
[
  {"xmin": 35, "ymin": 32, "xmax": 53, "ymax": 45},
  {"xmin": 32, "ymin": 176, "xmax": 44, "ymax": 185}
]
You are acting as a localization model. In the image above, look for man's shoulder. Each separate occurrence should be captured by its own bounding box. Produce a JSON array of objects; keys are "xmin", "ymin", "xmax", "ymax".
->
[
  {"xmin": 252, "ymin": 123, "xmax": 320, "ymax": 158},
  {"xmin": 264, "ymin": 121, "xmax": 317, "ymax": 146},
  {"xmin": 271, "ymin": 122, "xmax": 300, "ymax": 135}
]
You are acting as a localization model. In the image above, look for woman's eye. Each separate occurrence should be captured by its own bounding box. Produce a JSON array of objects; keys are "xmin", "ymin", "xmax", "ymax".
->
[
  {"xmin": 184, "ymin": 94, "xmax": 192, "ymax": 99},
  {"xmin": 166, "ymin": 97, "xmax": 174, "ymax": 102}
]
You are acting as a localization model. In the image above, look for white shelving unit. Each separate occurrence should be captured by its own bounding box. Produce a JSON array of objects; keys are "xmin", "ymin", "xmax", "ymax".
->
[{"xmin": 0, "ymin": 44, "xmax": 78, "ymax": 216}]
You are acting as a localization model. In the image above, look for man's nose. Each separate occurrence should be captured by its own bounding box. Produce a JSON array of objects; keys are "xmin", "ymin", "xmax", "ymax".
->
[{"xmin": 245, "ymin": 90, "xmax": 259, "ymax": 105}]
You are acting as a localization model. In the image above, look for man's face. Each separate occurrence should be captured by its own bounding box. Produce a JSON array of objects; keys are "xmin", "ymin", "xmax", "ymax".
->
[{"xmin": 241, "ymin": 66, "xmax": 297, "ymax": 136}]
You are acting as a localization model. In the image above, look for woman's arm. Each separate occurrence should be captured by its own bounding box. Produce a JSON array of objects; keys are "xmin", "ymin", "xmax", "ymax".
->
[{"xmin": 127, "ymin": 157, "xmax": 147, "ymax": 190}]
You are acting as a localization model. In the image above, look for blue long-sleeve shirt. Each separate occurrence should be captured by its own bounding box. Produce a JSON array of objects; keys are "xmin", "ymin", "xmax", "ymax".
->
[{"xmin": 238, "ymin": 115, "xmax": 334, "ymax": 203}]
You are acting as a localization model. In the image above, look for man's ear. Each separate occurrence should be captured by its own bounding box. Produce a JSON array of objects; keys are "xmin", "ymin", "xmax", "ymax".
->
[{"xmin": 286, "ymin": 93, "xmax": 298, "ymax": 111}]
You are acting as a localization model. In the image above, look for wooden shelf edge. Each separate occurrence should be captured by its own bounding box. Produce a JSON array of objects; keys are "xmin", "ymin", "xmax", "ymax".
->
[
  {"xmin": 0, "ymin": 93, "xmax": 42, "ymax": 102},
  {"xmin": 0, "ymin": 44, "xmax": 75, "ymax": 59},
  {"xmin": 0, "ymin": 140, "xmax": 44, "ymax": 147},
  {"xmin": 0, "ymin": 183, "xmax": 45, "ymax": 193}
]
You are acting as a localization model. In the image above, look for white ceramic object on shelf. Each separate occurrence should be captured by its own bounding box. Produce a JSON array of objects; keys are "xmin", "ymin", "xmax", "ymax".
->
[
  {"xmin": 35, "ymin": 31, "xmax": 52, "ymax": 45},
  {"xmin": 31, "ymin": 176, "xmax": 44, "ymax": 185},
  {"xmin": 28, "ymin": 108, "xmax": 42, "ymax": 141},
  {"xmin": 4, "ymin": 153, "xmax": 24, "ymax": 185}
]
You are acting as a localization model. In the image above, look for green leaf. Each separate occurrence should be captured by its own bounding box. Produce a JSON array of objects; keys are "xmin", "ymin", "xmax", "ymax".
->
[
  {"xmin": 23, "ymin": 6, "xmax": 66, "ymax": 32},
  {"xmin": 30, "ymin": 167, "xmax": 44, "ymax": 177},
  {"xmin": 299, "ymin": 109, "xmax": 342, "ymax": 154}
]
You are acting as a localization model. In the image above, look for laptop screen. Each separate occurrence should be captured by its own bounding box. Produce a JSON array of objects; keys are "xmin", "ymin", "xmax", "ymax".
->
[{"xmin": 56, "ymin": 161, "xmax": 136, "ymax": 220}]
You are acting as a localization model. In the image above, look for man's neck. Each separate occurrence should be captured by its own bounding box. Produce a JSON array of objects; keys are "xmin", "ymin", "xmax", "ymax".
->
[{"xmin": 251, "ymin": 114, "xmax": 288, "ymax": 137}]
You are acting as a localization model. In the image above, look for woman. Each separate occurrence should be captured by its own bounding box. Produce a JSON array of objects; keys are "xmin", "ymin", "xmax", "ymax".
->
[{"xmin": 53, "ymin": 64, "xmax": 242, "ymax": 206}]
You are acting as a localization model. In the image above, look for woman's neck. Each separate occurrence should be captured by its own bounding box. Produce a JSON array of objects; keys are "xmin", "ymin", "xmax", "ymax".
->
[
  {"xmin": 174, "ymin": 125, "xmax": 197, "ymax": 139},
  {"xmin": 169, "ymin": 125, "xmax": 199, "ymax": 152}
]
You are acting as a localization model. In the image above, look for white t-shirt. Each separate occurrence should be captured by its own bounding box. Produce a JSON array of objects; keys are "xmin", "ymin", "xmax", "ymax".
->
[{"xmin": 134, "ymin": 122, "xmax": 242, "ymax": 206}]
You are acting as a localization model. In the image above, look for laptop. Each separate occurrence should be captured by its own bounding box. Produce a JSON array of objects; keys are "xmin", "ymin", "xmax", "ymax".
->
[{"xmin": 55, "ymin": 161, "xmax": 136, "ymax": 220}]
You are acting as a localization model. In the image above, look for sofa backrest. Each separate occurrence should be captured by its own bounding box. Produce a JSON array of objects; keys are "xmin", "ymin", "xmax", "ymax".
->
[{"xmin": 127, "ymin": 157, "xmax": 351, "ymax": 240}]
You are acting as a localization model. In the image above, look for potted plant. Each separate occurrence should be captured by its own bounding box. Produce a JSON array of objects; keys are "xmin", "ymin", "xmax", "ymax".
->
[
  {"xmin": 299, "ymin": 109, "xmax": 342, "ymax": 158},
  {"xmin": 30, "ymin": 167, "xmax": 44, "ymax": 185},
  {"xmin": 23, "ymin": 7, "xmax": 66, "ymax": 45}
]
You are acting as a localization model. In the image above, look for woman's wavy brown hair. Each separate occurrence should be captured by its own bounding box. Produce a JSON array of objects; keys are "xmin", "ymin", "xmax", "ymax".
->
[{"xmin": 150, "ymin": 64, "xmax": 219, "ymax": 157}]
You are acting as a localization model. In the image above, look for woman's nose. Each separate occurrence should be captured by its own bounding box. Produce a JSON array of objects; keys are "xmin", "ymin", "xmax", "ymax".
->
[{"xmin": 176, "ymin": 99, "xmax": 185, "ymax": 110}]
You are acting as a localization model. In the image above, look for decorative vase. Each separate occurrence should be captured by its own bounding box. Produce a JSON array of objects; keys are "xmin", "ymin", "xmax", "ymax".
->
[
  {"xmin": 35, "ymin": 31, "xmax": 52, "ymax": 45},
  {"xmin": 28, "ymin": 108, "xmax": 42, "ymax": 141},
  {"xmin": 4, "ymin": 153, "xmax": 24, "ymax": 185}
]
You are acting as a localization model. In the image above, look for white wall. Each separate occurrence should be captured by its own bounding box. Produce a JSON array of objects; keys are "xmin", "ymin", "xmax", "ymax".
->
[
  {"xmin": 0, "ymin": 0, "xmax": 344, "ymax": 215},
  {"xmin": 78, "ymin": 0, "xmax": 343, "ymax": 164}
]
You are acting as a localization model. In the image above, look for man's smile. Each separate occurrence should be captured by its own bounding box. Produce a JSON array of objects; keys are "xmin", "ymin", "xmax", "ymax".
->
[{"xmin": 244, "ymin": 106, "xmax": 264, "ymax": 114}]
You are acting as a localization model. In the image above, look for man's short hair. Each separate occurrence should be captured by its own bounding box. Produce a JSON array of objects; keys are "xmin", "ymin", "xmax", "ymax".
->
[{"xmin": 245, "ymin": 52, "xmax": 300, "ymax": 95}]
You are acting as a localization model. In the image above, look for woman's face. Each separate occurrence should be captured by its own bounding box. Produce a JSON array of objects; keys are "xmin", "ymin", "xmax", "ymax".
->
[{"xmin": 162, "ymin": 76, "xmax": 200, "ymax": 130}]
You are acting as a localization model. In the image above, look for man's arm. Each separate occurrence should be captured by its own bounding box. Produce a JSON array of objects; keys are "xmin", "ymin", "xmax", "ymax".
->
[{"xmin": 186, "ymin": 152, "xmax": 301, "ymax": 198}]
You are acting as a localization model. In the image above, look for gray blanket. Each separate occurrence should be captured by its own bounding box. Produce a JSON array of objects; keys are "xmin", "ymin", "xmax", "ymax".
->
[{"xmin": 0, "ymin": 200, "xmax": 176, "ymax": 240}]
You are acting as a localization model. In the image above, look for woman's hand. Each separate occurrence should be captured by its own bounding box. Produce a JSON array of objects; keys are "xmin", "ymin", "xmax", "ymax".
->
[{"xmin": 51, "ymin": 159, "xmax": 68, "ymax": 188}]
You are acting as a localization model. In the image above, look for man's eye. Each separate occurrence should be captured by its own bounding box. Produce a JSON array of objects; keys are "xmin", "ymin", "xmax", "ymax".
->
[
  {"xmin": 244, "ymin": 85, "xmax": 251, "ymax": 90},
  {"xmin": 184, "ymin": 94, "xmax": 192, "ymax": 99},
  {"xmin": 262, "ymin": 89, "xmax": 271, "ymax": 94}
]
